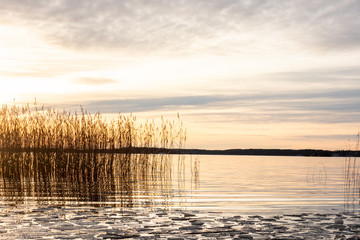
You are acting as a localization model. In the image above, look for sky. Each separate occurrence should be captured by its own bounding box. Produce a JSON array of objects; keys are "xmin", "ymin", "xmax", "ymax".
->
[{"xmin": 0, "ymin": 0, "xmax": 360, "ymax": 150}]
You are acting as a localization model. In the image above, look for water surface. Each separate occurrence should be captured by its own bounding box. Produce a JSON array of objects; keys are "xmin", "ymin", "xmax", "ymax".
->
[{"xmin": 0, "ymin": 152, "xmax": 358, "ymax": 214}]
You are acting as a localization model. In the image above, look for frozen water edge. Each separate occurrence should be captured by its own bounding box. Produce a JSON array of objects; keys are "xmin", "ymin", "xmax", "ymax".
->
[{"xmin": 0, "ymin": 204, "xmax": 359, "ymax": 239}]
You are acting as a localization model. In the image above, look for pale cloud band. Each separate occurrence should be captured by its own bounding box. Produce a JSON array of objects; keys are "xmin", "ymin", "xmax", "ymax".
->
[{"xmin": 74, "ymin": 77, "xmax": 117, "ymax": 85}]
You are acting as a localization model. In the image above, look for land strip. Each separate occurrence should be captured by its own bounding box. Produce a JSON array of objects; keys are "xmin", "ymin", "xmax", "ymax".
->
[{"xmin": 0, "ymin": 147, "xmax": 358, "ymax": 157}]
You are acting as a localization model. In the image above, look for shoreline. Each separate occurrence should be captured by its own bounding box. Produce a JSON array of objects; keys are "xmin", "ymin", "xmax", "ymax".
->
[
  {"xmin": 1, "ymin": 204, "xmax": 359, "ymax": 239},
  {"xmin": 0, "ymin": 147, "xmax": 358, "ymax": 157}
]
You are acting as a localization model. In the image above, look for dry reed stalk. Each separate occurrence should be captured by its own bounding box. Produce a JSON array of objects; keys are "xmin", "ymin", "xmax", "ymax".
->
[{"xmin": 344, "ymin": 133, "xmax": 360, "ymax": 212}]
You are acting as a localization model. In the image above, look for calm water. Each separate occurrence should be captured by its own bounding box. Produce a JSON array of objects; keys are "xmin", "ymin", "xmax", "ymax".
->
[
  {"xmin": 0, "ymin": 152, "xmax": 358, "ymax": 214},
  {"xmin": 182, "ymin": 155, "xmax": 357, "ymax": 214}
]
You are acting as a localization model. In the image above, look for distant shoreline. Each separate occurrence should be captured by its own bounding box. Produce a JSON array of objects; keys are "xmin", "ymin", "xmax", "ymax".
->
[{"xmin": 0, "ymin": 147, "xmax": 358, "ymax": 157}]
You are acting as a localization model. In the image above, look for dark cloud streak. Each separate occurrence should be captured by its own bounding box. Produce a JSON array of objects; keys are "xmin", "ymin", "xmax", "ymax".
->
[{"xmin": 55, "ymin": 88, "xmax": 360, "ymax": 124}]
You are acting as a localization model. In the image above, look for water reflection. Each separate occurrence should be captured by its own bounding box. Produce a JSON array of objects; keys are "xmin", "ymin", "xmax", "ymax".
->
[
  {"xmin": 344, "ymin": 155, "xmax": 360, "ymax": 212},
  {"xmin": 306, "ymin": 160, "xmax": 327, "ymax": 186},
  {"xmin": 0, "ymin": 151, "xmax": 199, "ymax": 208}
]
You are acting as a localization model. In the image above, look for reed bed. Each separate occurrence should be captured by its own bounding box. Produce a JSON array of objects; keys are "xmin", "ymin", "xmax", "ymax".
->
[{"xmin": 0, "ymin": 104, "xmax": 186, "ymax": 151}]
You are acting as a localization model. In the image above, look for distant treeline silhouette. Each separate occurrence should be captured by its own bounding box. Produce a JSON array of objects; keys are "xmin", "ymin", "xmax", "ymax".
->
[
  {"xmin": 0, "ymin": 104, "xmax": 186, "ymax": 151},
  {"xmin": 1, "ymin": 147, "xmax": 357, "ymax": 157},
  {"xmin": 156, "ymin": 148, "xmax": 359, "ymax": 157}
]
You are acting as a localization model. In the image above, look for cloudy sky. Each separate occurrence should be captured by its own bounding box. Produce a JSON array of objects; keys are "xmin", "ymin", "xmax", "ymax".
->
[{"xmin": 1, "ymin": 0, "xmax": 360, "ymax": 150}]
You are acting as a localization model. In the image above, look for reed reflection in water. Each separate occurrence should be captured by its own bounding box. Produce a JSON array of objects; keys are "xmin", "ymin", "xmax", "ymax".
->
[
  {"xmin": 344, "ymin": 154, "xmax": 360, "ymax": 212},
  {"xmin": 0, "ymin": 151, "xmax": 199, "ymax": 208}
]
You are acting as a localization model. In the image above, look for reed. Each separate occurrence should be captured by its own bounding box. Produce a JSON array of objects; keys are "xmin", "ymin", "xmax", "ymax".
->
[
  {"xmin": 344, "ymin": 133, "xmax": 360, "ymax": 212},
  {"xmin": 0, "ymin": 103, "xmax": 186, "ymax": 151}
]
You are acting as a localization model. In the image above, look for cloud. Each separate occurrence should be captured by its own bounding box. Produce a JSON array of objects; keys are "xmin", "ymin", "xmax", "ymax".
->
[
  {"xmin": 54, "ymin": 88, "xmax": 360, "ymax": 124},
  {"xmin": 256, "ymin": 0, "xmax": 360, "ymax": 51},
  {"xmin": 266, "ymin": 67, "xmax": 360, "ymax": 83},
  {"xmin": 1, "ymin": 0, "xmax": 359, "ymax": 54},
  {"xmin": 74, "ymin": 95, "xmax": 228, "ymax": 113},
  {"xmin": 74, "ymin": 77, "xmax": 117, "ymax": 85},
  {"xmin": 298, "ymin": 134, "xmax": 358, "ymax": 140}
]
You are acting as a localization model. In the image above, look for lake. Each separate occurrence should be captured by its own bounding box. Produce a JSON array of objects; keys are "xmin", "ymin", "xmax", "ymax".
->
[{"xmin": 0, "ymin": 152, "xmax": 358, "ymax": 215}]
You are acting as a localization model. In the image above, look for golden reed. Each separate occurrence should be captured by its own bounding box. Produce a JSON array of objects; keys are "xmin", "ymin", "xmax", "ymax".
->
[{"xmin": 0, "ymin": 104, "xmax": 186, "ymax": 151}]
